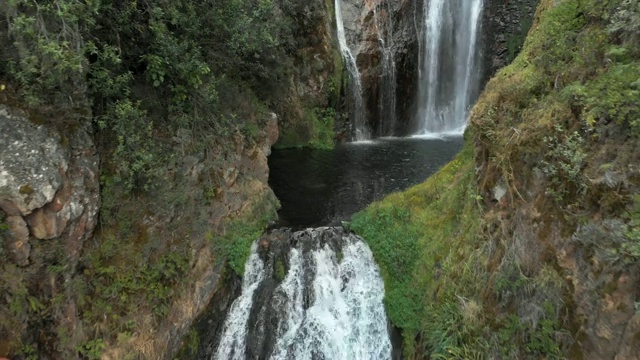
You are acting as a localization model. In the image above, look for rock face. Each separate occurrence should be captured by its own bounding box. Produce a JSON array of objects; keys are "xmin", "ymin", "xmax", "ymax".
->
[
  {"xmin": 270, "ymin": 0, "xmax": 344, "ymax": 148},
  {"xmin": 0, "ymin": 104, "xmax": 279, "ymax": 358},
  {"xmin": 481, "ymin": 0, "xmax": 539, "ymax": 81},
  {"xmin": 0, "ymin": 105, "xmax": 99, "ymax": 265},
  {"xmin": 99, "ymin": 113, "xmax": 280, "ymax": 360},
  {"xmin": 0, "ymin": 105, "xmax": 99, "ymax": 355},
  {"xmin": 339, "ymin": 0, "xmax": 422, "ymax": 137}
]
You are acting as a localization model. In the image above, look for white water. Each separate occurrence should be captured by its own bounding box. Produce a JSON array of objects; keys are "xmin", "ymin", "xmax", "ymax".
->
[
  {"xmin": 416, "ymin": 0, "xmax": 484, "ymax": 135},
  {"xmin": 215, "ymin": 231, "xmax": 391, "ymax": 359},
  {"xmin": 335, "ymin": 0, "xmax": 370, "ymax": 141},
  {"xmin": 373, "ymin": 0, "xmax": 397, "ymax": 136},
  {"xmin": 215, "ymin": 242, "xmax": 265, "ymax": 359}
]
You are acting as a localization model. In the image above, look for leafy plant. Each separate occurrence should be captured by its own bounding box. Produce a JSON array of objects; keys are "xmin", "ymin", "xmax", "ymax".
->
[
  {"xmin": 77, "ymin": 338, "xmax": 106, "ymax": 360},
  {"xmin": 541, "ymin": 126, "xmax": 587, "ymax": 203}
]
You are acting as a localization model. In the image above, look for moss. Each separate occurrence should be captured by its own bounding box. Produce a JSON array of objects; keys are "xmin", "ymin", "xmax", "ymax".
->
[
  {"xmin": 18, "ymin": 184, "xmax": 34, "ymax": 195},
  {"xmin": 174, "ymin": 328, "xmax": 200, "ymax": 360},
  {"xmin": 276, "ymin": 107, "xmax": 335, "ymax": 150},
  {"xmin": 274, "ymin": 259, "xmax": 286, "ymax": 281},
  {"xmin": 211, "ymin": 191, "xmax": 279, "ymax": 276}
]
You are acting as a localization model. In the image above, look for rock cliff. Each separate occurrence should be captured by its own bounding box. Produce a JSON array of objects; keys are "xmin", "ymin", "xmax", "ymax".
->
[{"xmin": 0, "ymin": 105, "xmax": 279, "ymax": 358}]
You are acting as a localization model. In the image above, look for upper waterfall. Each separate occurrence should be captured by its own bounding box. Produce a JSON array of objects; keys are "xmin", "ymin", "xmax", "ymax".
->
[
  {"xmin": 416, "ymin": 0, "xmax": 484, "ymax": 135},
  {"xmin": 335, "ymin": 0, "xmax": 370, "ymax": 141}
]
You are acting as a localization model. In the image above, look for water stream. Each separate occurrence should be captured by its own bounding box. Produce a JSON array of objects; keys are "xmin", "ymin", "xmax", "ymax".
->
[
  {"xmin": 373, "ymin": 0, "xmax": 398, "ymax": 136},
  {"xmin": 416, "ymin": 0, "xmax": 484, "ymax": 135},
  {"xmin": 335, "ymin": 0, "xmax": 370, "ymax": 141}
]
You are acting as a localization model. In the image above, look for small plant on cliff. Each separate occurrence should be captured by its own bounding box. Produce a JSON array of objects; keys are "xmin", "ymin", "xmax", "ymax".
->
[
  {"xmin": 541, "ymin": 126, "xmax": 587, "ymax": 203},
  {"xmin": 76, "ymin": 338, "xmax": 106, "ymax": 360}
]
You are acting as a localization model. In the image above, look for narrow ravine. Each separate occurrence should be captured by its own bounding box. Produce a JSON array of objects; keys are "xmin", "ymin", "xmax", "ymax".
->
[
  {"xmin": 211, "ymin": 1, "xmax": 487, "ymax": 359},
  {"xmin": 214, "ymin": 228, "xmax": 392, "ymax": 360}
]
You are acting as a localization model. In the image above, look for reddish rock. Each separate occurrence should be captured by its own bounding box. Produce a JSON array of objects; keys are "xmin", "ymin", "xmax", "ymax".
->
[{"xmin": 5, "ymin": 215, "xmax": 30, "ymax": 266}]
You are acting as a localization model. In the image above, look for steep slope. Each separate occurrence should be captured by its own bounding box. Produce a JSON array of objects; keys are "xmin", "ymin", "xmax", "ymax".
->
[{"xmin": 352, "ymin": 0, "xmax": 640, "ymax": 358}]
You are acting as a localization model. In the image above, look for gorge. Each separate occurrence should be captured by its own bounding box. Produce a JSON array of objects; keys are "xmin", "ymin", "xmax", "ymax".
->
[
  {"xmin": 1, "ymin": 0, "xmax": 639, "ymax": 359},
  {"xmin": 210, "ymin": 0, "xmax": 486, "ymax": 356}
]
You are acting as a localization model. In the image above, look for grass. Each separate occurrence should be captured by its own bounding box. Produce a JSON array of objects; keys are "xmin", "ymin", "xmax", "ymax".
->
[{"xmin": 351, "ymin": 139, "xmax": 486, "ymax": 355}]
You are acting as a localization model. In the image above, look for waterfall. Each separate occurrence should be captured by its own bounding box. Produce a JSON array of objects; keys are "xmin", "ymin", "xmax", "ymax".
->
[
  {"xmin": 215, "ymin": 242, "xmax": 266, "ymax": 358},
  {"xmin": 416, "ymin": 0, "xmax": 484, "ymax": 135},
  {"xmin": 372, "ymin": 0, "xmax": 397, "ymax": 136},
  {"xmin": 214, "ymin": 228, "xmax": 392, "ymax": 360},
  {"xmin": 335, "ymin": 0, "xmax": 370, "ymax": 141}
]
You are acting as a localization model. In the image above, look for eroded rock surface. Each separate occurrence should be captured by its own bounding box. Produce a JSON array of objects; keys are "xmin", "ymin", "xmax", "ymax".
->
[{"xmin": 0, "ymin": 106, "xmax": 99, "ymax": 265}]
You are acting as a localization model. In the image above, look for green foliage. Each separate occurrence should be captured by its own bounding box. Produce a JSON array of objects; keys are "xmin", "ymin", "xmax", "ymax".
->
[
  {"xmin": 541, "ymin": 126, "xmax": 587, "ymax": 202},
  {"xmin": 76, "ymin": 338, "xmax": 106, "ymax": 360},
  {"xmin": 2, "ymin": 0, "xmax": 95, "ymax": 110},
  {"xmin": 1, "ymin": 0, "xmax": 298, "ymax": 191},
  {"xmin": 351, "ymin": 142, "xmax": 485, "ymax": 354},
  {"xmin": 608, "ymin": 0, "xmax": 640, "ymax": 44},
  {"xmin": 565, "ymin": 62, "xmax": 640, "ymax": 134},
  {"xmin": 16, "ymin": 344, "xmax": 38, "ymax": 360},
  {"xmin": 213, "ymin": 220, "xmax": 266, "ymax": 276},
  {"xmin": 81, "ymin": 234, "xmax": 190, "ymax": 337},
  {"xmin": 624, "ymin": 195, "xmax": 640, "ymax": 259},
  {"xmin": 99, "ymin": 100, "xmax": 168, "ymax": 191}
]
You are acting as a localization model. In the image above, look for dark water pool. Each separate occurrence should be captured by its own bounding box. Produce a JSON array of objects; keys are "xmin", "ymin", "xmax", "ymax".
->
[{"xmin": 268, "ymin": 136, "xmax": 464, "ymax": 228}]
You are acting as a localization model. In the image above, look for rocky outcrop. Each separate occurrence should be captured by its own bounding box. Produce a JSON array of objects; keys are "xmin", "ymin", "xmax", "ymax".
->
[
  {"xmin": 0, "ymin": 105, "xmax": 279, "ymax": 358},
  {"xmin": 0, "ymin": 105, "xmax": 99, "ymax": 265},
  {"xmin": 99, "ymin": 114, "xmax": 280, "ymax": 360}
]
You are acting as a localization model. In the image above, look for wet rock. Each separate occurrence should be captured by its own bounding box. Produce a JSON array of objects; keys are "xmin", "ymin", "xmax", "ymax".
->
[
  {"xmin": 482, "ymin": 0, "xmax": 540, "ymax": 80},
  {"xmin": 340, "ymin": 0, "xmax": 422, "ymax": 136}
]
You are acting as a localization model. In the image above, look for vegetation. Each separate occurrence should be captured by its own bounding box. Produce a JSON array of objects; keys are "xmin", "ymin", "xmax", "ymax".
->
[
  {"xmin": 352, "ymin": 141, "xmax": 489, "ymax": 356},
  {"xmin": 353, "ymin": 0, "xmax": 640, "ymax": 358},
  {"xmin": 0, "ymin": 0, "xmax": 337, "ymax": 191},
  {"xmin": 0, "ymin": 0, "xmax": 333, "ymax": 357}
]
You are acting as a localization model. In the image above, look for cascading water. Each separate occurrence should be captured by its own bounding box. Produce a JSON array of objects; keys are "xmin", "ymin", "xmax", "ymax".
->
[
  {"xmin": 372, "ymin": 0, "xmax": 397, "ymax": 136},
  {"xmin": 335, "ymin": 0, "xmax": 370, "ymax": 141},
  {"xmin": 416, "ymin": 0, "xmax": 484, "ymax": 135},
  {"xmin": 214, "ymin": 227, "xmax": 392, "ymax": 360}
]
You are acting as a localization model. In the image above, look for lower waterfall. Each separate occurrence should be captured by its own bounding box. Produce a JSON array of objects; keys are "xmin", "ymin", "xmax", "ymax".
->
[{"xmin": 214, "ymin": 227, "xmax": 392, "ymax": 360}]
